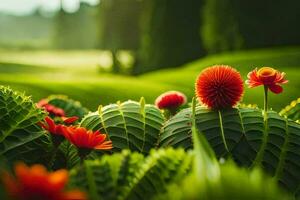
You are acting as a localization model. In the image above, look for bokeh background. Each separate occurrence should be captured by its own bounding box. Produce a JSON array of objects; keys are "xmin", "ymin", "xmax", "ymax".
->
[{"xmin": 0, "ymin": 0, "xmax": 299, "ymax": 110}]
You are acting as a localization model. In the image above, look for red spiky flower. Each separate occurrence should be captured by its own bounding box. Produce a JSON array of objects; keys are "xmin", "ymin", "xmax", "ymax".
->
[
  {"xmin": 155, "ymin": 91, "xmax": 187, "ymax": 109},
  {"xmin": 195, "ymin": 65, "xmax": 244, "ymax": 109},
  {"xmin": 246, "ymin": 67, "xmax": 288, "ymax": 94},
  {"xmin": 2, "ymin": 163, "xmax": 86, "ymax": 200},
  {"xmin": 37, "ymin": 99, "xmax": 65, "ymax": 117}
]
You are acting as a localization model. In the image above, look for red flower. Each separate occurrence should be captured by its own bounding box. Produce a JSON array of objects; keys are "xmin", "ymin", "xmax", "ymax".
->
[
  {"xmin": 155, "ymin": 91, "xmax": 187, "ymax": 110},
  {"xmin": 2, "ymin": 163, "xmax": 86, "ymax": 200},
  {"xmin": 61, "ymin": 116, "xmax": 79, "ymax": 124},
  {"xmin": 37, "ymin": 99, "xmax": 65, "ymax": 117},
  {"xmin": 195, "ymin": 65, "xmax": 244, "ymax": 109},
  {"xmin": 246, "ymin": 67, "xmax": 288, "ymax": 94},
  {"xmin": 39, "ymin": 116, "xmax": 66, "ymax": 136},
  {"xmin": 63, "ymin": 126, "xmax": 113, "ymax": 150}
]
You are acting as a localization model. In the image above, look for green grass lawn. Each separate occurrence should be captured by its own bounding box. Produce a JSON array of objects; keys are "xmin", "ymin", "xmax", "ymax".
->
[{"xmin": 0, "ymin": 47, "xmax": 299, "ymax": 111}]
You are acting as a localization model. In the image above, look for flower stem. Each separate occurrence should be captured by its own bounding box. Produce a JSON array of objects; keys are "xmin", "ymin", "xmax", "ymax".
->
[{"xmin": 263, "ymin": 85, "xmax": 268, "ymax": 120}]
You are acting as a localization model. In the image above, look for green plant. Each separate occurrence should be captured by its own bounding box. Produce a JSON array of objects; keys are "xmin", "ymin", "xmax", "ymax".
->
[
  {"xmin": 47, "ymin": 95, "xmax": 89, "ymax": 119},
  {"xmin": 0, "ymin": 86, "xmax": 51, "ymax": 166},
  {"xmin": 0, "ymin": 86, "xmax": 298, "ymax": 199},
  {"xmin": 69, "ymin": 148, "xmax": 192, "ymax": 200},
  {"xmin": 280, "ymin": 97, "xmax": 300, "ymax": 121},
  {"xmin": 67, "ymin": 99, "xmax": 291, "ymax": 200},
  {"xmin": 160, "ymin": 105, "xmax": 300, "ymax": 195},
  {"xmin": 80, "ymin": 98, "xmax": 165, "ymax": 154}
]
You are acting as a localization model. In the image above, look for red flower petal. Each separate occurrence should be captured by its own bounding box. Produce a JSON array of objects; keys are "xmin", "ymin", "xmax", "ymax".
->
[
  {"xmin": 62, "ymin": 116, "xmax": 79, "ymax": 124},
  {"xmin": 63, "ymin": 126, "xmax": 112, "ymax": 150},
  {"xmin": 268, "ymin": 84, "xmax": 283, "ymax": 94}
]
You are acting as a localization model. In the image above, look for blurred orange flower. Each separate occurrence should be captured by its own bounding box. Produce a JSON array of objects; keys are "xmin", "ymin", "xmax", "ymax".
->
[
  {"xmin": 2, "ymin": 163, "xmax": 86, "ymax": 200},
  {"xmin": 246, "ymin": 67, "xmax": 288, "ymax": 94},
  {"xmin": 63, "ymin": 126, "xmax": 113, "ymax": 150}
]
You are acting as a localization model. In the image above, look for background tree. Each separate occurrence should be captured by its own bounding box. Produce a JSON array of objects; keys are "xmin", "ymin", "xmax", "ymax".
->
[
  {"xmin": 134, "ymin": 0, "xmax": 204, "ymax": 74},
  {"xmin": 231, "ymin": 0, "xmax": 300, "ymax": 49},
  {"xmin": 99, "ymin": 0, "xmax": 143, "ymax": 73},
  {"xmin": 201, "ymin": 0, "xmax": 242, "ymax": 54},
  {"xmin": 53, "ymin": 2, "xmax": 99, "ymax": 49}
]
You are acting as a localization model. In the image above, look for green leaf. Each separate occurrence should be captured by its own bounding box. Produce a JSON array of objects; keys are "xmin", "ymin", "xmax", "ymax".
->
[
  {"xmin": 160, "ymin": 106, "xmax": 300, "ymax": 194},
  {"xmin": 52, "ymin": 140, "xmax": 80, "ymax": 170},
  {"xmin": 154, "ymin": 160, "xmax": 292, "ymax": 200},
  {"xmin": 280, "ymin": 97, "xmax": 300, "ymax": 121},
  {"xmin": 69, "ymin": 148, "xmax": 191, "ymax": 200},
  {"xmin": 47, "ymin": 95, "xmax": 89, "ymax": 119},
  {"xmin": 0, "ymin": 86, "xmax": 51, "ymax": 165},
  {"xmin": 80, "ymin": 99, "xmax": 164, "ymax": 154}
]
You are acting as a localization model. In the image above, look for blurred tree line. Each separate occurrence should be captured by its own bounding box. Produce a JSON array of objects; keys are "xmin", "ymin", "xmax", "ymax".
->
[{"xmin": 53, "ymin": 0, "xmax": 300, "ymax": 74}]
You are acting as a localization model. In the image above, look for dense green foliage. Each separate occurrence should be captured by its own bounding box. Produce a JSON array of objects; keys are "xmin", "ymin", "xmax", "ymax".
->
[
  {"xmin": 69, "ymin": 149, "xmax": 192, "ymax": 200},
  {"xmin": 160, "ymin": 105, "xmax": 300, "ymax": 194},
  {"xmin": 0, "ymin": 86, "xmax": 50, "ymax": 165},
  {"xmin": 0, "ymin": 86, "xmax": 297, "ymax": 199}
]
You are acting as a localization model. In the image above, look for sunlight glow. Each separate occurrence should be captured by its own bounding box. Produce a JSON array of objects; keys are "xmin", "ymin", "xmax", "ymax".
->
[{"xmin": 0, "ymin": 0, "xmax": 100, "ymax": 15}]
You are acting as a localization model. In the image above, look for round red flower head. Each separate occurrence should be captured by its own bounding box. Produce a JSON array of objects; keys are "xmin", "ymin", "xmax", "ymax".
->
[
  {"xmin": 195, "ymin": 65, "xmax": 244, "ymax": 109},
  {"xmin": 246, "ymin": 67, "xmax": 288, "ymax": 94},
  {"xmin": 155, "ymin": 91, "xmax": 187, "ymax": 110},
  {"xmin": 2, "ymin": 163, "xmax": 86, "ymax": 200}
]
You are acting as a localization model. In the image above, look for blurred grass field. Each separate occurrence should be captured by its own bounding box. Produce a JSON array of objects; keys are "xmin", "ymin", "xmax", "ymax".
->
[{"xmin": 0, "ymin": 47, "xmax": 299, "ymax": 111}]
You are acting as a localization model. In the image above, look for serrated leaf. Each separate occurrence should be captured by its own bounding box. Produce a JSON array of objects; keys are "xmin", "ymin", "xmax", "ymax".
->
[
  {"xmin": 80, "ymin": 100, "xmax": 164, "ymax": 154},
  {"xmin": 0, "ymin": 86, "xmax": 51, "ymax": 165},
  {"xmin": 69, "ymin": 149, "xmax": 191, "ymax": 200},
  {"xmin": 47, "ymin": 95, "xmax": 89, "ymax": 119},
  {"xmin": 160, "ymin": 106, "xmax": 300, "ymax": 195}
]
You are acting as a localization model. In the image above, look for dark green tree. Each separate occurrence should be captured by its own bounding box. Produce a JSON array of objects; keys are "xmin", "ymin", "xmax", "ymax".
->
[
  {"xmin": 201, "ymin": 0, "xmax": 300, "ymax": 53},
  {"xmin": 99, "ymin": 0, "xmax": 143, "ymax": 73},
  {"xmin": 231, "ymin": 0, "xmax": 300, "ymax": 49},
  {"xmin": 201, "ymin": 0, "xmax": 242, "ymax": 54},
  {"xmin": 53, "ymin": 1, "xmax": 99, "ymax": 49},
  {"xmin": 135, "ymin": 0, "xmax": 204, "ymax": 74}
]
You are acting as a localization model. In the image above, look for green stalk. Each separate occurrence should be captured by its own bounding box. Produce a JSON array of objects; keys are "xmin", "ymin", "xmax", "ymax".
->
[{"xmin": 263, "ymin": 85, "xmax": 268, "ymax": 120}]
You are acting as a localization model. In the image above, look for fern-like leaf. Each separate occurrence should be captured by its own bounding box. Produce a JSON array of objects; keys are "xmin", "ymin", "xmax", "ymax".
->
[
  {"xmin": 160, "ymin": 106, "xmax": 300, "ymax": 195},
  {"xmin": 80, "ymin": 99, "xmax": 164, "ymax": 154},
  {"xmin": 69, "ymin": 148, "xmax": 191, "ymax": 200},
  {"xmin": 280, "ymin": 98, "xmax": 300, "ymax": 121},
  {"xmin": 0, "ymin": 86, "xmax": 50, "ymax": 165}
]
